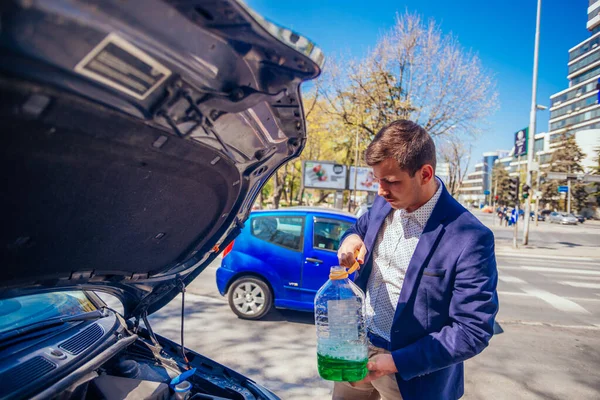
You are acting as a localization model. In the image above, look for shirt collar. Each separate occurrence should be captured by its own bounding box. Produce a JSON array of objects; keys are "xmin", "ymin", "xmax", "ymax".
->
[{"xmin": 399, "ymin": 177, "xmax": 443, "ymax": 229}]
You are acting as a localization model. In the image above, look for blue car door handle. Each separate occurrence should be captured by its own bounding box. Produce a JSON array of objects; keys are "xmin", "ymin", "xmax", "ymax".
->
[{"xmin": 306, "ymin": 257, "xmax": 323, "ymax": 264}]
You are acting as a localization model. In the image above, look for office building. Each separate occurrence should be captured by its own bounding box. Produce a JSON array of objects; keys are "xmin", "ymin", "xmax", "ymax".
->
[{"xmin": 548, "ymin": 0, "xmax": 600, "ymax": 170}]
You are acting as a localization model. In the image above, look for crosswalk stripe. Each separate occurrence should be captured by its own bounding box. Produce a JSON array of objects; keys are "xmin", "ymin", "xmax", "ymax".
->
[
  {"xmin": 500, "ymin": 266, "xmax": 600, "ymax": 275},
  {"xmin": 521, "ymin": 287, "xmax": 590, "ymax": 314},
  {"xmin": 498, "ymin": 274, "xmax": 590, "ymax": 314},
  {"xmin": 543, "ymin": 274, "xmax": 600, "ymax": 281},
  {"xmin": 495, "ymin": 253, "xmax": 597, "ymax": 261},
  {"xmin": 559, "ymin": 281, "xmax": 600, "ymax": 289},
  {"xmin": 499, "ymin": 276, "xmax": 527, "ymax": 284}
]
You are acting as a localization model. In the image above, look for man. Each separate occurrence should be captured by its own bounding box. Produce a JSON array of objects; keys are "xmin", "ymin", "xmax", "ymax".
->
[{"xmin": 335, "ymin": 120, "xmax": 498, "ymax": 400}]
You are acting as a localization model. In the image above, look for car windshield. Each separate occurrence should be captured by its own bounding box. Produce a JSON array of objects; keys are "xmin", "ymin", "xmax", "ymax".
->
[{"xmin": 0, "ymin": 291, "xmax": 96, "ymax": 334}]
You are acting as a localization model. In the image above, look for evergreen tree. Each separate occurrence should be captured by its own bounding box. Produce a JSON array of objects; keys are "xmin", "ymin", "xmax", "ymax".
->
[{"xmin": 540, "ymin": 132, "xmax": 586, "ymax": 211}]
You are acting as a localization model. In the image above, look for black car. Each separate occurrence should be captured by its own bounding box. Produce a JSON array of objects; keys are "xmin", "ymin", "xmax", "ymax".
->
[
  {"xmin": 575, "ymin": 214, "xmax": 585, "ymax": 223},
  {"xmin": 0, "ymin": 1, "xmax": 323, "ymax": 399}
]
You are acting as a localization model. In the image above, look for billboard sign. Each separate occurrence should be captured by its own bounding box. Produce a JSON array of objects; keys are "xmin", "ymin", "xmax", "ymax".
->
[
  {"xmin": 303, "ymin": 161, "xmax": 347, "ymax": 190},
  {"xmin": 348, "ymin": 166, "xmax": 380, "ymax": 192},
  {"xmin": 514, "ymin": 127, "xmax": 528, "ymax": 157}
]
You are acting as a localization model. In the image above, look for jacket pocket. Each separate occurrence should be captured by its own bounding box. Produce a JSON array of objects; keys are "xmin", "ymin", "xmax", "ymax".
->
[{"xmin": 422, "ymin": 268, "xmax": 446, "ymax": 278}]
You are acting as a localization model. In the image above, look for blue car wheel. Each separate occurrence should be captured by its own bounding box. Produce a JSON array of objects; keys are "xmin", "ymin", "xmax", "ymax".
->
[{"xmin": 228, "ymin": 276, "xmax": 273, "ymax": 320}]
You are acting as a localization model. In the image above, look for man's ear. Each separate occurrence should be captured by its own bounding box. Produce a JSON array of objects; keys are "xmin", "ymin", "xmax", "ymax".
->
[{"xmin": 420, "ymin": 164, "xmax": 435, "ymax": 185}]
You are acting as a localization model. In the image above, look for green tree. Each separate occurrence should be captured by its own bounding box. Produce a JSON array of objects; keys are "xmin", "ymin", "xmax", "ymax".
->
[
  {"xmin": 540, "ymin": 132, "xmax": 586, "ymax": 211},
  {"xmin": 492, "ymin": 163, "xmax": 512, "ymax": 206},
  {"xmin": 322, "ymin": 11, "xmax": 498, "ymax": 148},
  {"xmin": 588, "ymin": 147, "xmax": 600, "ymax": 208}
]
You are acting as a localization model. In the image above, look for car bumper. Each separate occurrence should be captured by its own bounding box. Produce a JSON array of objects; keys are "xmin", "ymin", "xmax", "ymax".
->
[{"xmin": 216, "ymin": 265, "xmax": 236, "ymax": 296}]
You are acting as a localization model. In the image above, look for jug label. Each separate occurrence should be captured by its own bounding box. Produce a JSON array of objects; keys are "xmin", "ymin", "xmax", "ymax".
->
[{"xmin": 327, "ymin": 299, "xmax": 359, "ymax": 341}]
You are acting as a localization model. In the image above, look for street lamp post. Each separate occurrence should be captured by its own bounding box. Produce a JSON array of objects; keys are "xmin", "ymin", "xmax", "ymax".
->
[
  {"xmin": 352, "ymin": 127, "xmax": 359, "ymax": 211},
  {"xmin": 523, "ymin": 0, "xmax": 542, "ymax": 246}
]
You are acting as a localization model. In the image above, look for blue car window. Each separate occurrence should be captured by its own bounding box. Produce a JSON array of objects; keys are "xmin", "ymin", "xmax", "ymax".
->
[
  {"xmin": 251, "ymin": 216, "xmax": 304, "ymax": 251},
  {"xmin": 313, "ymin": 218, "xmax": 353, "ymax": 252}
]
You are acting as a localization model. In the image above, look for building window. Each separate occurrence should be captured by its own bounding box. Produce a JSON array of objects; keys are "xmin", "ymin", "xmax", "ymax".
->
[
  {"xmin": 551, "ymin": 81, "xmax": 597, "ymax": 107},
  {"xmin": 569, "ymin": 34, "xmax": 600, "ymax": 61},
  {"xmin": 539, "ymin": 153, "xmax": 553, "ymax": 164},
  {"xmin": 550, "ymin": 107, "xmax": 600, "ymax": 130},
  {"xmin": 550, "ymin": 94, "xmax": 598, "ymax": 120},
  {"xmin": 571, "ymin": 64, "xmax": 600, "ymax": 85},
  {"xmin": 568, "ymin": 48, "xmax": 600, "ymax": 75},
  {"xmin": 534, "ymin": 138, "xmax": 545, "ymax": 154}
]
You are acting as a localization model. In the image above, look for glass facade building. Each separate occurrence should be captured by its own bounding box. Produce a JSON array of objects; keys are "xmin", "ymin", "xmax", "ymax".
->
[{"xmin": 548, "ymin": 1, "xmax": 600, "ymax": 150}]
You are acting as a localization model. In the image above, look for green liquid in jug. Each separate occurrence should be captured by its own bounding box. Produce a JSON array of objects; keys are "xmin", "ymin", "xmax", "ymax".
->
[{"xmin": 317, "ymin": 353, "xmax": 368, "ymax": 382}]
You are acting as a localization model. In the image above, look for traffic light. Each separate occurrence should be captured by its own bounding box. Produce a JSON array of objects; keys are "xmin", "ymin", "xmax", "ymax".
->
[
  {"xmin": 507, "ymin": 177, "xmax": 519, "ymax": 203},
  {"xmin": 522, "ymin": 184, "xmax": 530, "ymax": 199}
]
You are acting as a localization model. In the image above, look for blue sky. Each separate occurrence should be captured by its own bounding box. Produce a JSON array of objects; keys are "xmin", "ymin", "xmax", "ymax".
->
[{"xmin": 246, "ymin": 0, "xmax": 590, "ymax": 169}]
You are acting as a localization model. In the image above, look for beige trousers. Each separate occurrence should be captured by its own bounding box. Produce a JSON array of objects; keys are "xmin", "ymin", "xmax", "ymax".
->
[{"xmin": 332, "ymin": 343, "xmax": 403, "ymax": 400}]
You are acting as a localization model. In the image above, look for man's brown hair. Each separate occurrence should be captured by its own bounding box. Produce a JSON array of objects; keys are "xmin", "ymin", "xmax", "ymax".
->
[{"xmin": 365, "ymin": 120, "xmax": 436, "ymax": 176}]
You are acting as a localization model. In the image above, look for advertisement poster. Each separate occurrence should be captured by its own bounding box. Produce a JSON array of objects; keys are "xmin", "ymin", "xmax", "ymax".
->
[
  {"xmin": 348, "ymin": 166, "xmax": 379, "ymax": 192},
  {"xmin": 514, "ymin": 128, "xmax": 528, "ymax": 157},
  {"xmin": 303, "ymin": 161, "xmax": 347, "ymax": 190}
]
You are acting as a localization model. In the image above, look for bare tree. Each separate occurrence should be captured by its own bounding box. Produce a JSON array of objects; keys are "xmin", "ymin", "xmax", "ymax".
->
[
  {"xmin": 438, "ymin": 139, "xmax": 471, "ymax": 197},
  {"xmin": 322, "ymin": 11, "xmax": 497, "ymax": 142}
]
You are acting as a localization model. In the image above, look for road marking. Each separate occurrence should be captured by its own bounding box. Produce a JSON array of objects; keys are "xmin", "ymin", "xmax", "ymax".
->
[
  {"xmin": 559, "ymin": 281, "xmax": 600, "ymax": 289},
  {"xmin": 497, "ymin": 320, "xmax": 600, "ymax": 331},
  {"xmin": 499, "ymin": 276, "xmax": 527, "ymax": 284},
  {"xmin": 499, "ymin": 291, "xmax": 600, "ymax": 303},
  {"xmin": 521, "ymin": 287, "xmax": 590, "ymax": 314},
  {"xmin": 500, "ymin": 266, "xmax": 600, "ymax": 275},
  {"xmin": 543, "ymin": 274, "xmax": 600, "ymax": 281},
  {"xmin": 498, "ymin": 291, "xmax": 530, "ymax": 297},
  {"xmin": 495, "ymin": 252, "xmax": 596, "ymax": 261},
  {"xmin": 499, "ymin": 274, "xmax": 590, "ymax": 314}
]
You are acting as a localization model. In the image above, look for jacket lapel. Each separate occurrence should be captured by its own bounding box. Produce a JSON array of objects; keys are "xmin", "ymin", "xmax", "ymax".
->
[{"xmin": 392, "ymin": 186, "xmax": 450, "ymax": 324}]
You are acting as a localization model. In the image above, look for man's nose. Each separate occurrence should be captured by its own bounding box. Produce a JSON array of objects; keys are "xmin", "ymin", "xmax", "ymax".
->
[{"xmin": 378, "ymin": 184, "xmax": 387, "ymax": 197}]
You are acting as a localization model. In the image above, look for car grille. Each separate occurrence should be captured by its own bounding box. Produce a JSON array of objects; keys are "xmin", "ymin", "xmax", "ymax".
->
[
  {"xmin": 59, "ymin": 323, "xmax": 104, "ymax": 355},
  {"xmin": 0, "ymin": 356, "xmax": 56, "ymax": 394}
]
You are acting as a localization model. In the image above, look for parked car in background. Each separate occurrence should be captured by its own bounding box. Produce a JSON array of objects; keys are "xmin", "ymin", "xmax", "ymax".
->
[
  {"xmin": 536, "ymin": 213, "xmax": 546, "ymax": 222},
  {"xmin": 217, "ymin": 207, "xmax": 357, "ymax": 319},
  {"xmin": 549, "ymin": 212, "xmax": 579, "ymax": 225},
  {"xmin": 574, "ymin": 214, "xmax": 585, "ymax": 223}
]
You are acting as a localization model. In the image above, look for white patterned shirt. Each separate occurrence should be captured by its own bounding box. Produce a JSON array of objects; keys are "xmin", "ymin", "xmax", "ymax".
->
[{"xmin": 366, "ymin": 179, "xmax": 443, "ymax": 341}]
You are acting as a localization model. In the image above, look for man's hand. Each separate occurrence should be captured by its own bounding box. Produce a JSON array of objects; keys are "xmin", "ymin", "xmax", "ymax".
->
[
  {"xmin": 350, "ymin": 354, "xmax": 398, "ymax": 386},
  {"xmin": 337, "ymin": 234, "xmax": 367, "ymax": 269}
]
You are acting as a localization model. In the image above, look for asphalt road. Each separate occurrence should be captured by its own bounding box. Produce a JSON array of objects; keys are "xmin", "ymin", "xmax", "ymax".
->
[{"xmin": 150, "ymin": 217, "xmax": 600, "ymax": 399}]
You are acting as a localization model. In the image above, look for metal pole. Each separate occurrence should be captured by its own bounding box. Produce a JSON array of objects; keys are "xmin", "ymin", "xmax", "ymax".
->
[
  {"xmin": 493, "ymin": 178, "xmax": 498, "ymax": 226},
  {"xmin": 567, "ymin": 166, "xmax": 571, "ymax": 214},
  {"xmin": 352, "ymin": 128, "xmax": 359, "ymax": 211},
  {"xmin": 514, "ymin": 156, "xmax": 520, "ymax": 249},
  {"xmin": 523, "ymin": 0, "xmax": 541, "ymax": 246},
  {"xmin": 535, "ymin": 154, "xmax": 541, "ymax": 226}
]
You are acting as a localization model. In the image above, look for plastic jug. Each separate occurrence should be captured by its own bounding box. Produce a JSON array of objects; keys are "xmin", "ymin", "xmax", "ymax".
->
[{"xmin": 315, "ymin": 265, "xmax": 368, "ymax": 382}]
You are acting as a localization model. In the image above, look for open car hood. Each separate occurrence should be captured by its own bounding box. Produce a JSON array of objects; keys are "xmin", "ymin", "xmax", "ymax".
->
[{"xmin": 0, "ymin": 0, "xmax": 323, "ymax": 318}]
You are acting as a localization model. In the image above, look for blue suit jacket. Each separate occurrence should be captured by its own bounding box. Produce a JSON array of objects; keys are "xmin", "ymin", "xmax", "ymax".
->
[{"xmin": 345, "ymin": 184, "xmax": 499, "ymax": 400}]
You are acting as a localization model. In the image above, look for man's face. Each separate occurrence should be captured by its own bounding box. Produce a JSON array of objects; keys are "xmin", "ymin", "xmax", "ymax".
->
[{"xmin": 373, "ymin": 158, "xmax": 423, "ymax": 211}]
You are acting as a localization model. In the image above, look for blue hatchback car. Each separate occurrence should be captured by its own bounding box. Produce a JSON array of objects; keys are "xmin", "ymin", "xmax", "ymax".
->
[{"xmin": 217, "ymin": 207, "xmax": 357, "ymax": 319}]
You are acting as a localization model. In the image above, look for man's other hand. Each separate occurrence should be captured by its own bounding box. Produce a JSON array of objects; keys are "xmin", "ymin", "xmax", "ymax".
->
[
  {"xmin": 337, "ymin": 234, "xmax": 367, "ymax": 268},
  {"xmin": 350, "ymin": 354, "xmax": 398, "ymax": 386}
]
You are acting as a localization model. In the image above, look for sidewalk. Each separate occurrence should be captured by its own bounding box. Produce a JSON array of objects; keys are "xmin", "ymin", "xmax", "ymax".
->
[{"xmin": 485, "ymin": 215, "xmax": 600, "ymax": 259}]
